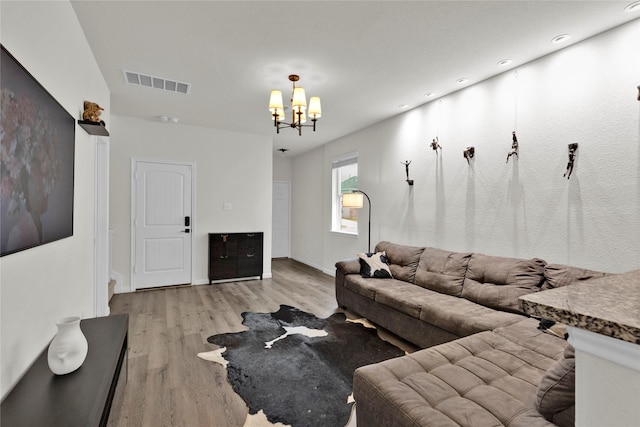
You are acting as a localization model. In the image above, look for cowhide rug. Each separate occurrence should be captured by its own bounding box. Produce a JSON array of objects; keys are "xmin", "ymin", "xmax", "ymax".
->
[{"xmin": 200, "ymin": 305, "xmax": 405, "ymax": 427}]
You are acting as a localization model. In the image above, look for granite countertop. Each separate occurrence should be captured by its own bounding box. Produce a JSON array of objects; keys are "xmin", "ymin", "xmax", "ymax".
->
[{"xmin": 520, "ymin": 269, "xmax": 640, "ymax": 345}]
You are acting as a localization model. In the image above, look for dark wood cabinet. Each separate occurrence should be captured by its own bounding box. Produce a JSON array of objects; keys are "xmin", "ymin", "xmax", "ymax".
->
[{"xmin": 208, "ymin": 232, "xmax": 263, "ymax": 283}]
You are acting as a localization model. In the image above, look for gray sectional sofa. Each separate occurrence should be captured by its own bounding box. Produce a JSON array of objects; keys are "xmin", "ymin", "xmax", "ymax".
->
[{"xmin": 335, "ymin": 241, "xmax": 607, "ymax": 427}]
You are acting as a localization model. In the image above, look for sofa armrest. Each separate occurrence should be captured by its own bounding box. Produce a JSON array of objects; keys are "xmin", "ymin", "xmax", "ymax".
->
[
  {"xmin": 335, "ymin": 259, "xmax": 361, "ymax": 276},
  {"xmin": 335, "ymin": 259, "xmax": 360, "ymax": 308}
]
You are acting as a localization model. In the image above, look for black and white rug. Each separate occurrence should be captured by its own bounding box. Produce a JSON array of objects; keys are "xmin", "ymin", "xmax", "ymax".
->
[{"xmin": 199, "ymin": 305, "xmax": 405, "ymax": 427}]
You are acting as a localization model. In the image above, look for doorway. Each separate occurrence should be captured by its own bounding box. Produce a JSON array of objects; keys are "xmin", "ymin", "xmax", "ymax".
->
[
  {"xmin": 131, "ymin": 160, "xmax": 194, "ymax": 289},
  {"xmin": 272, "ymin": 181, "xmax": 291, "ymax": 258}
]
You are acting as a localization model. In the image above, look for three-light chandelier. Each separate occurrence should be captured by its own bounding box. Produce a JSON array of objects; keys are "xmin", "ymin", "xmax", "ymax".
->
[{"xmin": 268, "ymin": 74, "xmax": 321, "ymax": 136}]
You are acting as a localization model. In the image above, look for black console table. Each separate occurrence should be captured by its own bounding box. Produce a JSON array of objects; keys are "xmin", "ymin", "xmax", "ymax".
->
[
  {"xmin": 1, "ymin": 314, "xmax": 128, "ymax": 427},
  {"xmin": 209, "ymin": 232, "xmax": 263, "ymax": 283}
]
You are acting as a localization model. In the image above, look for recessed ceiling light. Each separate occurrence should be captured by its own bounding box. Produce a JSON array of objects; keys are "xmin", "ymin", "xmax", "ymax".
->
[
  {"xmin": 551, "ymin": 34, "xmax": 571, "ymax": 44},
  {"xmin": 497, "ymin": 59, "xmax": 512, "ymax": 67},
  {"xmin": 624, "ymin": 1, "xmax": 640, "ymax": 12},
  {"xmin": 456, "ymin": 78, "xmax": 469, "ymax": 84}
]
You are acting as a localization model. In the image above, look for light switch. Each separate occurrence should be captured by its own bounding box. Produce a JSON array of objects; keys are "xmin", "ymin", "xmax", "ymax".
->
[{"xmin": 223, "ymin": 203, "xmax": 232, "ymax": 210}]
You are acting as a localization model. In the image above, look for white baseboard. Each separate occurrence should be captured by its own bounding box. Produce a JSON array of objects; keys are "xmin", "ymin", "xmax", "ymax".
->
[
  {"xmin": 290, "ymin": 256, "xmax": 335, "ymax": 277},
  {"xmin": 193, "ymin": 272, "xmax": 273, "ymax": 286},
  {"xmin": 322, "ymin": 267, "xmax": 336, "ymax": 277}
]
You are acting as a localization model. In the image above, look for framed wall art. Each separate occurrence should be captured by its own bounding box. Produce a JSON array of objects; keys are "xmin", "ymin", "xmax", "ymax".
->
[{"xmin": 1, "ymin": 45, "xmax": 75, "ymax": 256}]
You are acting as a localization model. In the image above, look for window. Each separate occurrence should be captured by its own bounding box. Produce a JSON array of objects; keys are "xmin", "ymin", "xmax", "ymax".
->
[{"xmin": 331, "ymin": 154, "xmax": 358, "ymax": 234}]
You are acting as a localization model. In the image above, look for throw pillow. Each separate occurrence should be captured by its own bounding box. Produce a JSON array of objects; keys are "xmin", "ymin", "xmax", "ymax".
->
[
  {"xmin": 357, "ymin": 252, "xmax": 393, "ymax": 279},
  {"xmin": 536, "ymin": 344, "xmax": 575, "ymax": 427}
]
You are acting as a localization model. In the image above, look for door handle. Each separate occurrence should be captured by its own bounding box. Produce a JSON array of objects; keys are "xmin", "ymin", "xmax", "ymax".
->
[{"xmin": 180, "ymin": 229, "xmax": 190, "ymax": 233}]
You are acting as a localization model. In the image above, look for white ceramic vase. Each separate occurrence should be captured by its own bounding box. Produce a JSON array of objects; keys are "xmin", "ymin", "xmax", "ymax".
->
[{"xmin": 47, "ymin": 316, "xmax": 88, "ymax": 375}]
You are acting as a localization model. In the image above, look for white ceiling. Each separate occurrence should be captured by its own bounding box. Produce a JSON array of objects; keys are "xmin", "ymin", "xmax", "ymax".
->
[{"xmin": 71, "ymin": 1, "xmax": 640, "ymax": 156}]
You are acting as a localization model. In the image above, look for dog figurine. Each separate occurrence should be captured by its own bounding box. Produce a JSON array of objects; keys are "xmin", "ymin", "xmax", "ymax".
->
[{"xmin": 82, "ymin": 101, "xmax": 105, "ymax": 124}]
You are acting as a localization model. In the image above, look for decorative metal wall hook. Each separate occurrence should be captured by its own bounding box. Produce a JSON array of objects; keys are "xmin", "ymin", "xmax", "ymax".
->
[
  {"xmin": 506, "ymin": 131, "xmax": 519, "ymax": 163},
  {"xmin": 401, "ymin": 160, "xmax": 414, "ymax": 185},
  {"xmin": 430, "ymin": 137, "xmax": 442, "ymax": 153},
  {"xmin": 563, "ymin": 143, "xmax": 578, "ymax": 179},
  {"xmin": 463, "ymin": 147, "xmax": 475, "ymax": 164}
]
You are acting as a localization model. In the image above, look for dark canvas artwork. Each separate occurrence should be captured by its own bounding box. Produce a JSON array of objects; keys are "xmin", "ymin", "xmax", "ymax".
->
[
  {"xmin": 207, "ymin": 305, "xmax": 405, "ymax": 427},
  {"xmin": 1, "ymin": 45, "xmax": 75, "ymax": 256}
]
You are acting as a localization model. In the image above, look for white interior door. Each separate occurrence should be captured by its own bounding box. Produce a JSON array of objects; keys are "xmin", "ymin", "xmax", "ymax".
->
[
  {"xmin": 272, "ymin": 181, "xmax": 290, "ymax": 258},
  {"xmin": 132, "ymin": 160, "xmax": 193, "ymax": 289}
]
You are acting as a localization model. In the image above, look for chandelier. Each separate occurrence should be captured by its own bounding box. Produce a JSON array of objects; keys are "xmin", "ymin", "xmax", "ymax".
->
[{"xmin": 268, "ymin": 74, "xmax": 322, "ymax": 136}]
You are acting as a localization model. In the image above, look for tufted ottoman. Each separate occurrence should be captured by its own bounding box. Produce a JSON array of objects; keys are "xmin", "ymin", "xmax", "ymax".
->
[{"xmin": 353, "ymin": 318, "xmax": 571, "ymax": 427}]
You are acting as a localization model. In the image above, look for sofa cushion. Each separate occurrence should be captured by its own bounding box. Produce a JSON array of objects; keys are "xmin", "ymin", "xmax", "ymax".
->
[
  {"xmin": 542, "ymin": 263, "xmax": 608, "ymax": 290},
  {"xmin": 354, "ymin": 329, "xmax": 562, "ymax": 427},
  {"xmin": 374, "ymin": 241, "xmax": 424, "ymax": 283},
  {"xmin": 343, "ymin": 275, "xmax": 405, "ymax": 300},
  {"xmin": 374, "ymin": 281, "xmax": 437, "ymax": 318},
  {"xmin": 357, "ymin": 251, "xmax": 393, "ymax": 278},
  {"xmin": 414, "ymin": 247, "xmax": 472, "ymax": 296},
  {"xmin": 462, "ymin": 253, "xmax": 546, "ymax": 314},
  {"xmin": 535, "ymin": 344, "xmax": 575, "ymax": 427},
  {"xmin": 372, "ymin": 282, "xmax": 524, "ymax": 337},
  {"xmin": 493, "ymin": 318, "xmax": 566, "ymax": 360},
  {"xmin": 419, "ymin": 299, "xmax": 525, "ymax": 338}
]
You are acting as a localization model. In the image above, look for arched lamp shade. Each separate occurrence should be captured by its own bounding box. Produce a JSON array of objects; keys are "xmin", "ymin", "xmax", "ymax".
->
[
  {"xmin": 341, "ymin": 190, "xmax": 372, "ymax": 253},
  {"xmin": 342, "ymin": 193, "xmax": 364, "ymax": 208}
]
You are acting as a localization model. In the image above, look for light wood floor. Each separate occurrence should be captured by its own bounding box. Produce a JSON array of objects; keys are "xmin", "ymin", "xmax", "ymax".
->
[{"xmin": 107, "ymin": 258, "xmax": 345, "ymax": 427}]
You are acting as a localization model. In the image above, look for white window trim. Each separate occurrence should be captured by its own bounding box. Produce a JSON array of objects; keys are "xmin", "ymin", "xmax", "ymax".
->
[{"xmin": 331, "ymin": 152, "xmax": 358, "ymax": 235}]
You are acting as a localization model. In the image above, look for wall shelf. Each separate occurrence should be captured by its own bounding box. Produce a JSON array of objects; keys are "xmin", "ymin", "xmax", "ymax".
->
[{"xmin": 78, "ymin": 120, "xmax": 109, "ymax": 136}]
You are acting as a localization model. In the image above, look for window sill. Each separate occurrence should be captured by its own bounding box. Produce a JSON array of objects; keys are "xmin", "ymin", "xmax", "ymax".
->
[{"xmin": 330, "ymin": 230, "xmax": 359, "ymax": 238}]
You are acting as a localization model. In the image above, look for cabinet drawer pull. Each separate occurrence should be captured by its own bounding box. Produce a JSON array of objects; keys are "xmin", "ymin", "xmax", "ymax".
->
[
  {"xmin": 247, "ymin": 253, "xmax": 254, "ymax": 257},
  {"xmin": 220, "ymin": 255, "xmax": 229, "ymax": 259},
  {"xmin": 247, "ymin": 233, "xmax": 255, "ymax": 237}
]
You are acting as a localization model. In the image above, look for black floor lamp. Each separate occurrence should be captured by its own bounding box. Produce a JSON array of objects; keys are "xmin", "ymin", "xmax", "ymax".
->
[{"xmin": 342, "ymin": 189, "xmax": 372, "ymax": 253}]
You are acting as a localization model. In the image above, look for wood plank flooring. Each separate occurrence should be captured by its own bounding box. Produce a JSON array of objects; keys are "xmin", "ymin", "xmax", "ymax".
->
[{"xmin": 107, "ymin": 258, "xmax": 343, "ymax": 427}]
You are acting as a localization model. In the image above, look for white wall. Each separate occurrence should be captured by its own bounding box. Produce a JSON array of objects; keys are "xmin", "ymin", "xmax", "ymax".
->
[
  {"xmin": 109, "ymin": 115, "xmax": 273, "ymax": 291},
  {"xmin": 0, "ymin": 1, "xmax": 110, "ymax": 399},
  {"xmin": 273, "ymin": 153, "xmax": 293, "ymax": 182},
  {"xmin": 293, "ymin": 19, "xmax": 640, "ymax": 276},
  {"xmin": 291, "ymin": 146, "xmax": 326, "ymax": 270}
]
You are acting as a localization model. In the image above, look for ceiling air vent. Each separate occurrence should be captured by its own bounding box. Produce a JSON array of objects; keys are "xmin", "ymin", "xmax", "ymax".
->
[{"xmin": 122, "ymin": 70, "xmax": 191, "ymax": 94}]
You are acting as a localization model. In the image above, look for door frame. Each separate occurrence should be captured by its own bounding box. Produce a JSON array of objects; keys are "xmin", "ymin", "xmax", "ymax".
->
[
  {"xmin": 94, "ymin": 136, "xmax": 110, "ymax": 317},
  {"xmin": 272, "ymin": 180, "xmax": 291, "ymax": 258},
  {"xmin": 130, "ymin": 158, "xmax": 196, "ymax": 291}
]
